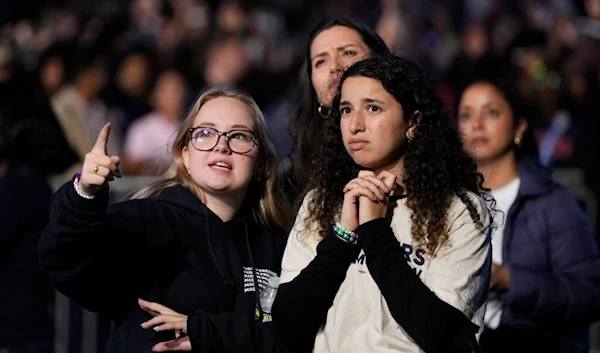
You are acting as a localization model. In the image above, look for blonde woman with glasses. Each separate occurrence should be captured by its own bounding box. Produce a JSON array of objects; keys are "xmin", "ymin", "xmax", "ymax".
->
[{"xmin": 39, "ymin": 88, "xmax": 292, "ymax": 353}]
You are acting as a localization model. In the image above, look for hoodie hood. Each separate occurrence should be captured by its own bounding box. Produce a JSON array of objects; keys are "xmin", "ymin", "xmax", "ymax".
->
[{"xmin": 154, "ymin": 185, "xmax": 260, "ymax": 229}]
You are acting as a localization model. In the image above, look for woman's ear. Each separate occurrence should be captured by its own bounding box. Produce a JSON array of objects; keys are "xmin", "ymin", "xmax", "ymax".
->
[
  {"xmin": 182, "ymin": 145, "xmax": 190, "ymax": 172},
  {"xmin": 406, "ymin": 110, "xmax": 422, "ymax": 140},
  {"xmin": 515, "ymin": 118, "xmax": 528, "ymax": 141}
]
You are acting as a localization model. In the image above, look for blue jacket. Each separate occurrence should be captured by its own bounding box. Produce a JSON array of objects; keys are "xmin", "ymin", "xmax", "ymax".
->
[{"xmin": 500, "ymin": 161, "xmax": 600, "ymax": 352}]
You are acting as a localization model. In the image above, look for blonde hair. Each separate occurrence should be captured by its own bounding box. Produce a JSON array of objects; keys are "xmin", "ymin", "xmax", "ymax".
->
[{"xmin": 132, "ymin": 88, "xmax": 291, "ymax": 232}]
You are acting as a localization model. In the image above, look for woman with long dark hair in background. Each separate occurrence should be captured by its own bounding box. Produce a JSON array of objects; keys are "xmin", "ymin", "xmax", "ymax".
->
[
  {"xmin": 284, "ymin": 17, "xmax": 391, "ymax": 198},
  {"xmin": 457, "ymin": 80, "xmax": 600, "ymax": 353}
]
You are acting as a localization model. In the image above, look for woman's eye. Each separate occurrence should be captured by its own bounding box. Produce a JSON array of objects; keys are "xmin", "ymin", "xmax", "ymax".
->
[
  {"xmin": 488, "ymin": 109, "xmax": 501, "ymax": 117},
  {"xmin": 230, "ymin": 132, "xmax": 250, "ymax": 141},
  {"xmin": 200, "ymin": 129, "xmax": 215, "ymax": 137}
]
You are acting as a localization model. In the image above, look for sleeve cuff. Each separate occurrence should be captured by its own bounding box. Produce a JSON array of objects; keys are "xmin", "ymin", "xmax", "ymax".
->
[
  {"xmin": 187, "ymin": 311, "xmax": 204, "ymax": 352},
  {"xmin": 65, "ymin": 176, "xmax": 109, "ymax": 212},
  {"xmin": 73, "ymin": 177, "xmax": 96, "ymax": 199},
  {"xmin": 319, "ymin": 228, "xmax": 363, "ymax": 259},
  {"xmin": 355, "ymin": 218, "xmax": 389, "ymax": 239}
]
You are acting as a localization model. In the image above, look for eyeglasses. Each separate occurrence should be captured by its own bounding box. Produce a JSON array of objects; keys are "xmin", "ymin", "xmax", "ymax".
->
[{"xmin": 188, "ymin": 127, "xmax": 258, "ymax": 154}]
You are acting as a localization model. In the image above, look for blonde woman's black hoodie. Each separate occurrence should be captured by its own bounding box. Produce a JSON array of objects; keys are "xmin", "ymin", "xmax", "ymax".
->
[{"xmin": 39, "ymin": 181, "xmax": 288, "ymax": 353}]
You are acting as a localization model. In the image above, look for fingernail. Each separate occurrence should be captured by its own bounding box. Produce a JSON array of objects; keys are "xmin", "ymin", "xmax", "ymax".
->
[
  {"xmin": 153, "ymin": 326, "xmax": 160, "ymax": 331},
  {"xmin": 140, "ymin": 322, "xmax": 147, "ymax": 328},
  {"xmin": 104, "ymin": 121, "xmax": 110, "ymax": 125},
  {"xmin": 115, "ymin": 168, "xmax": 122, "ymax": 178},
  {"xmin": 138, "ymin": 298, "xmax": 144, "ymax": 303}
]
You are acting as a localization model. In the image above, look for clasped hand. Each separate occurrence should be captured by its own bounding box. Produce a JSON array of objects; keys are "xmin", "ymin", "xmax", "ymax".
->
[{"xmin": 339, "ymin": 170, "xmax": 397, "ymax": 231}]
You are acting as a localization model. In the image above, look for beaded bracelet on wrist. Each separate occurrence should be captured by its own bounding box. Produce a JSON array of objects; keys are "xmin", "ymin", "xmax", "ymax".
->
[{"xmin": 333, "ymin": 222, "xmax": 359, "ymax": 245}]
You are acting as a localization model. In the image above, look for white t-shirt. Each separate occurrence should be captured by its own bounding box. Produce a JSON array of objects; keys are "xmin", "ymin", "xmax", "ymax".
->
[
  {"xmin": 280, "ymin": 191, "xmax": 492, "ymax": 353},
  {"xmin": 483, "ymin": 177, "xmax": 520, "ymax": 329}
]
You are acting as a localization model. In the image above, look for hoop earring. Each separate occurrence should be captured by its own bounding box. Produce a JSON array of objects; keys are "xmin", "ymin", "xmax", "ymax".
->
[
  {"xmin": 514, "ymin": 136, "xmax": 522, "ymax": 146},
  {"xmin": 317, "ymin": 105, "xmax": 331, "ymax": 119}
]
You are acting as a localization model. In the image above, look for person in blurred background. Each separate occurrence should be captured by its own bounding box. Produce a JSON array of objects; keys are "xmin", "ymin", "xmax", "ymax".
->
[
  {"xmin": 446, "ymin": 21, "xmax": 506, "ymax": 94},
  {"xmin": 456, "ymin": 79, "xmax": 600, "ymax": 353},
  {"xmin": 0, "ymin": 43, "xmax": 80, "ymax": 179},
  {"xmin": 0, "ymin": 110, "xmax": 55, "ymax": 353},
  {"xmin": 123, "ymin": 68, "xmax": 188, "ymax": 176},
  {"xmin": 201, "ymin": 30, "xmax": 251, "ymax": 90},
  {"xmin": 103, "ymin": 46, "xmax": 154, "ymax": 136},
  {"xmin": 286, "ymin": 17, "xmax": 391, "ymax": 200},
  {"xmin": 51, "ymin": 49, "xmax": 123, "ymax": 174},
  {"xmin": 36, "ymin": 42, "xmax": 70, "ymax": 100},
  {"xmin": 39, "ymin": 88, "xmax": 291, "ymax": 353}
]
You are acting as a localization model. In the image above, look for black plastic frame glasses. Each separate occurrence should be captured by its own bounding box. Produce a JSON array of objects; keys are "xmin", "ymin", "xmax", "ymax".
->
[{"xmin": 188, "ymin": 126, "xmax": 258, "ymax": 154}]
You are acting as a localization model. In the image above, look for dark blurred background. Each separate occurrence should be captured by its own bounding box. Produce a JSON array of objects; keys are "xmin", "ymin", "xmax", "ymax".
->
[{"xmin": 0, "ymin": 0, "xmax": 598, "ymax": 352}]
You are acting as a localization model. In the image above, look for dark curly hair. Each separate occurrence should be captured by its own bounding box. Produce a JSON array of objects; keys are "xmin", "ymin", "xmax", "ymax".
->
[{"xmin": 302, "ymin": 54, "xmax": 492, "ymax": 255}]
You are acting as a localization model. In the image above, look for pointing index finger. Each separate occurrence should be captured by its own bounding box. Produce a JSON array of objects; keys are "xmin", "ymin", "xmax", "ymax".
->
[{"xmin": 92, "ymin": 122, "xmax": 111, "ymax": 154}]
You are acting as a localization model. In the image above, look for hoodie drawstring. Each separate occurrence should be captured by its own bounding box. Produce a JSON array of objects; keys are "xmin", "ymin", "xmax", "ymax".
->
[
  {"xmin": 202, "ymin": 208, "xmax": 263, "ymax": 320},
  {"xmin": 245, "ymin": 223, "xmax": 264, "ymax": 321},
  {"xmin": 204, "ymin": 207, "xmax": 234, "ymax": 288}
]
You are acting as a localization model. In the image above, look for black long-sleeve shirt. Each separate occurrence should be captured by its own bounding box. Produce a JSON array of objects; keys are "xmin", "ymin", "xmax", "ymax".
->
[{"xmin": 272, "ymin": 194, "xmax": 491, "ymax": 353}]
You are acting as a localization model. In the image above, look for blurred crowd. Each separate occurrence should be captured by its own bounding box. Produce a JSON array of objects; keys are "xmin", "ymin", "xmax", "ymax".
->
[
  {"xmin": 0, "ymin": 0, "xmax": 598, "ymax": 179},
  {"xmin": 1, "ymin": 0, "xmax": 600, "ymax": 352},
  {"xmin": 0, "ymin": 1, "xmax": 598, "ymax": 272}
]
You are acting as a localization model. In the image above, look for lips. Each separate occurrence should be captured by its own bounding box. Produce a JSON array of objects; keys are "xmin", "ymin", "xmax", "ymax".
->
[
  {"xmin": 209, "ymin": 161, "xmax": 232, "ymax": 171},
  {"xmin": 348, "ymin": 139, "xmax": 368, "ymax": 151},
  {"xmin": 327, "ymin": 75, "xmax": 341, "ymax": 89},
  {"xmin": 470, "ymin": 137, "xmax": 489, "ymax": 145}
]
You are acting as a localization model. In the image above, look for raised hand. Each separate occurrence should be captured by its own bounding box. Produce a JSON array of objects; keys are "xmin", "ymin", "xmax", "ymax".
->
[
  {"xmin": 79, "ymin": 122, "xmax": 121, "ymax": 196},
  {"xmin": 340, "ymin": 170, "xmax": 391, "ymax": 231}
]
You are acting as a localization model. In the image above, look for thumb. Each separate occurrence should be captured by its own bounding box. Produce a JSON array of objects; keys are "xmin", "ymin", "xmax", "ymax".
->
[{"xmin": 378, "ymin": 171, "xmax": 397, "ymax": 191}]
